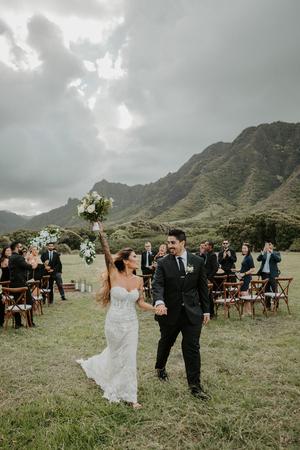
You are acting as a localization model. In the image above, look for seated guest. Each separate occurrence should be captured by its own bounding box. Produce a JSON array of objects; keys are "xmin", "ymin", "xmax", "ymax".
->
[
  {"xmin": 236, "ymin": 243, "xmax": 255, "ymax": 315},
  {"xmin": 195, "ymin": 241, "xmax": 207, "ymax": 262},
  {"xmin": 26, "ymin": 246, "xmax": 44, "ymax": 281},
  {"xmin": 141, "ymin": 241, "xmax": 155, "ymax": 276},
  {"xmin": 1, "ymin": 246, "xmax": 12, "ymax": 282},
  {"xmin": 9, "ymin": 241, "xmax": 37, "ymax": 328},
  {"xmin": 218, "ymin": 239, "xmax": 237, "ymax": 275},
  {"xmin": 257, "ymin": 241, "xmax": 281, "ymax": 309},
  {"xmin": 204, "ymin": 241, "xmax": 219, "ymax": 317},
  {"xmin": 41, "ymin": 243, "xmax": 66, "ymax": 302}
]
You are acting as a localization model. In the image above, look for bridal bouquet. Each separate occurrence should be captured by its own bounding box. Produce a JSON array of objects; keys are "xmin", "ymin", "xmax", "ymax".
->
[
  {"xmin": 79, "ymin": 240, "xmax": 96, "ymax": 265},
  {"xmin": 77, "ymin": 191, "xmax": 113, "ymax": 223},
  {"xmin": 29, "ymin": 227, "xmax": 61, "ymax": 249}
]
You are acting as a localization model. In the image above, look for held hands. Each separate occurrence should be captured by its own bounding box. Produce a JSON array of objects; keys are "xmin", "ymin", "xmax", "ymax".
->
[{"xmin": 154, "ymin": 304, "xmax": 168, "ymax": 316}]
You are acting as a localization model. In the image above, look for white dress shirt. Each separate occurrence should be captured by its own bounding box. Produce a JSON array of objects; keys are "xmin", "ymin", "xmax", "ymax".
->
[{"xmin": 176, "ymin": 250, "xmax": 187, "ymax": 271}]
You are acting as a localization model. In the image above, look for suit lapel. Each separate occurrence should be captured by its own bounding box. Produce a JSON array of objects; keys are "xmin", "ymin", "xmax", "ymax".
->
[{"xmin": 182, "ymin": 252, "xmax": 192, "ymax": 289}]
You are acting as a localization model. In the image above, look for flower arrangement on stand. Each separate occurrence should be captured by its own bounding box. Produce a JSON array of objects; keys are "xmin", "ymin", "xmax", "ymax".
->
[{"xmin": 79, "ymin": 240, "xmax": 96, "ymax": 265}]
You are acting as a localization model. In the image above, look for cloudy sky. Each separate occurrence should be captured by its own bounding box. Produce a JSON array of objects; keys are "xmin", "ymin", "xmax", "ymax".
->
[{"xmin": 1, "ymin": 0, "xmax": 300, "ymax": 215}]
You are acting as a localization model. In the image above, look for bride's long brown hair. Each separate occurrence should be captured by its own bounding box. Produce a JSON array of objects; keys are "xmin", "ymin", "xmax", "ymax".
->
[{"xmin": 98, "ymin": 247, "xmax": 135, "ymax": 306}]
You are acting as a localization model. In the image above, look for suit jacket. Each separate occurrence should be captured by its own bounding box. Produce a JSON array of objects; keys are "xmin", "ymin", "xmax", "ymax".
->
[
  {"xmin": 218, "ymin": 248, "xmax": 237, "ymax": 273},
  {"xmin": 257, "ymin": 252, "xmax": 281, "ymax": 278},
  {"xmin": 141, "ymin": 250, "xmax": 155, "ymax": 273},
  {"xmin": 152, "ymin": 252, "xmax": 209, "ymax": 326},
  {"xmin": 205, "ymin": 251, "xmax": 219, "ymax": 280},
  {"xmin": 41, "ymin": 251, "xmax": 62, "ymax": 274},
  {"xmin": 9, "ymin": 252, "xmax": 32, "ymax": 287}
]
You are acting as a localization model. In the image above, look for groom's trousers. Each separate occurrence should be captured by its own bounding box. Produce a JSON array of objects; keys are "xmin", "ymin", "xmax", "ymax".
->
[{"xmin": 155, "ymin": 307, "xmax": 203, "ymax": 387}]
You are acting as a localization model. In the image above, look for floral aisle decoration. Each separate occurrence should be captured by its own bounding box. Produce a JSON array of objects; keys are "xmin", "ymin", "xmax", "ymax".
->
[
  {"xmin": 28, "ymin": 227, "xmax": 61, "ymax": 250},
  {"xmin": 79, "ymin": 240, "xmax": 96, "ymax": 265}
]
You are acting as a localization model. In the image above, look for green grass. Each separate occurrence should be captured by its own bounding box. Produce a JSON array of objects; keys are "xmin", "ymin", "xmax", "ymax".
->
[{"xmin": 1, "ymin": 253, "xmax": 299, "ymax": 450}]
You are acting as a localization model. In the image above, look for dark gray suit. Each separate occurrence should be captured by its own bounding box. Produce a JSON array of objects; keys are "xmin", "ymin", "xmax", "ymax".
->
[{"xmin": 152, "ymin": 252, "xmax": 209, "ymax": 387}]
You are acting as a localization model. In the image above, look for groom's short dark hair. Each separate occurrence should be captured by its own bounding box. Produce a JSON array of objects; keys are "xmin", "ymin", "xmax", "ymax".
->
[{"xmin": 168, "ymin": 229, "xmax": 186, "ymax": 242}]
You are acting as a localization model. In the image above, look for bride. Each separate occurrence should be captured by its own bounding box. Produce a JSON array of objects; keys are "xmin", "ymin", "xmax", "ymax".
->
[{"xmin": 77, "ymin": 221, "xmax": 157, "ymax": 409}]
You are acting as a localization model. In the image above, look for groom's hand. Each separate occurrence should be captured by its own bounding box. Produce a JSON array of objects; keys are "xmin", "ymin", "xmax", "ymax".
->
[
  {"xmin": 203, "ymin": 314, "xmax": 210, "ymax": 325},
  {"xmin": 155, "ymin": 305, "xmax": 168, "ymax": 316}
]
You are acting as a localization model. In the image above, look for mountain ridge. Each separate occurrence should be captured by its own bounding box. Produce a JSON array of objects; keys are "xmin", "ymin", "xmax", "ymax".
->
[{"xmin": 1, "ymin": 121, "xmax": 300, "ymax": 233}]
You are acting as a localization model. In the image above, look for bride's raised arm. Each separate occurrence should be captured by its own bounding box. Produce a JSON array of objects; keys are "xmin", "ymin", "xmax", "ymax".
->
[{"xmin": 97, "ymin": 221, "xmax": 115, "ymax": 273}]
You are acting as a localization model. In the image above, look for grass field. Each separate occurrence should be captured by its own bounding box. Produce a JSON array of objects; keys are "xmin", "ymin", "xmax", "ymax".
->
[{"xmin": 1, "ymin": 253, "xmax": 299, "ymax": 450}]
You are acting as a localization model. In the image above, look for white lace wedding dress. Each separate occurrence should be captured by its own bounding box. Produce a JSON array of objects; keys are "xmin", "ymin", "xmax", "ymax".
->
[{"xmin": 77, "ymin": 286, "xmax": 139, "ymax": 403}]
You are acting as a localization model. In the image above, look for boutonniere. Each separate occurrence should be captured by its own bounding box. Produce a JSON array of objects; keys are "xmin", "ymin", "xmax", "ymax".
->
[{"xmin": 186, "ymin": 264, "xmax": 194, "ymax": 274}]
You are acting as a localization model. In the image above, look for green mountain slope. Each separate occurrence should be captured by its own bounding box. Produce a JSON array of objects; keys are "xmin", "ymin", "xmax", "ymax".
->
[{"xmin": 1, "ymin": 121, "xmax": 300, "ymax": 233}]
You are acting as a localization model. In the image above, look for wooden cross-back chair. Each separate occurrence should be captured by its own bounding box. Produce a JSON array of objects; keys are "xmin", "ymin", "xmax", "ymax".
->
[
  {"xmin": 212, "ymin": 274, "xmax": 227, "ymax": 300},
  {"xmin": 40, "ymin": 275, "xmax": 51, "ymax": 306},
  {"xmin": 264, "ymin": 277, "xmax": 293, "ymax": 314},
  {"xmin": 214, "ymin": 281, "xmax": 243, "ymax": 319},
  {"xmin": 139, "ymin": 274, "xmax": 153, "ymax": 303},
  {"xmin": 27, "ymin": 280, "xmax": 43, "ymax": 315},
  {"xmin": 240, "ymin": 279, "xmax": 268, "ymax": 318},
  {"xmin": 2, "ymin": 286, "xmax": 32, "ymax": 329}
]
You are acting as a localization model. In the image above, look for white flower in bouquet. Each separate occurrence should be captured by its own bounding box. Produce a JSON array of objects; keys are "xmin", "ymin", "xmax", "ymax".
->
[
  {"xmin": 87, "ymin": 204, "xmax": 95, "ymax": 214},
  {"xmin": 77, "ymin": 191, "xmax": 113, "ymax": 223}
]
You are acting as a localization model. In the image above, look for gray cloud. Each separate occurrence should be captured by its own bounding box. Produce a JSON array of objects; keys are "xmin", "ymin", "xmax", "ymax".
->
[
  {"xmin": 103, "ymin": 0, "xmax": 300, "ymax": 184},
  {"xmin": 1, "ymin": 0, "xmax": 300, "ymax": 214},
  {"xmin": 0, "ymin": 15, "xmax": 106, "ymax": 214},
  {"xmin": 0, "ymin": 0, "xmax": 123, "ymax": 19}
]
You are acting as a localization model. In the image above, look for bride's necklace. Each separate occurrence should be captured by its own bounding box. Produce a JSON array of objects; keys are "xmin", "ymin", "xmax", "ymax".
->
[{"xmin": 121, "ymin": 273, "xmax": 135, "ymax": 279}]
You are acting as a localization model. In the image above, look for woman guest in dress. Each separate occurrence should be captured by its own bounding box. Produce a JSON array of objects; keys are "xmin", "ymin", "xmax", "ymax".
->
[
  {"xmin": 77, "ymin": 221, "xmax": 157, "ymax": 409},
  {"xmin": 0, "ymin": 245, "xmax": 11, "ymax": 327},
  {"xmin": 152, "ymin": 244, "xmax": 168, "ymax": 270},
  {"xmin": 26, "ymin": 246, "xmax": 44, "ymax": 281},
  {"xmin": 0, "ymin": 246, "xmax": 12, "ymax": 282},
  {"xmin": 154, "ymin": 244, "xmax": 167, "ymax": 261},
  {"xmin": 237, "ymin": 243, "xmax": 255, "ymax": 315}
]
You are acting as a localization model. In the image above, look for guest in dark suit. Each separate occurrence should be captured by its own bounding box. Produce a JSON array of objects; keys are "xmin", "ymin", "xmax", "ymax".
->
[
  {"xmin": 218, "ymin": 239, "xmax": 237, "ymax": 275},
  {"xmin": 257, "ymin": 241, "xmax": 281, "ymax": 308},
  {"xmin": 204, "ymin": 241, "xmax": 219, "ymax": 317},
  {"xmin": 141, "ymin": 241, "xmax": 155, "ymax": 276},
  {"xmin": 152, "ymin": 229, "xmax": 210, "ymax": 400},
  {"xmin": 41, "ymin": 243, "xmax": 66, "ymax": 303},
  {"xmin": 8, "ymin": 241, "xmax": 37, "ymax": 328}
]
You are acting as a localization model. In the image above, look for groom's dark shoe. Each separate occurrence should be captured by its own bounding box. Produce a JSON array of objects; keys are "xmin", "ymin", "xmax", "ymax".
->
[
  {"xmin": 190, "ymin": 385, "xmax": 211, "ymax": 401},
  {"xmin": 156, "ymin": 368, "xmax": 169, "ymax": 381}
]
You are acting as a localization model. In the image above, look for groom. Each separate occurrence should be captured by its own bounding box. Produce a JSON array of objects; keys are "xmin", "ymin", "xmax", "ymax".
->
[{"xmin": 152, "ymin": 229, "xmax": 210, "ymax": 399}]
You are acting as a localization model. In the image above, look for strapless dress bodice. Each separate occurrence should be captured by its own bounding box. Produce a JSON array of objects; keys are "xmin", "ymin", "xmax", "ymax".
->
[{"xmin": 106, "ymin": 286, "xmax": 139, "ymax": 322}]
